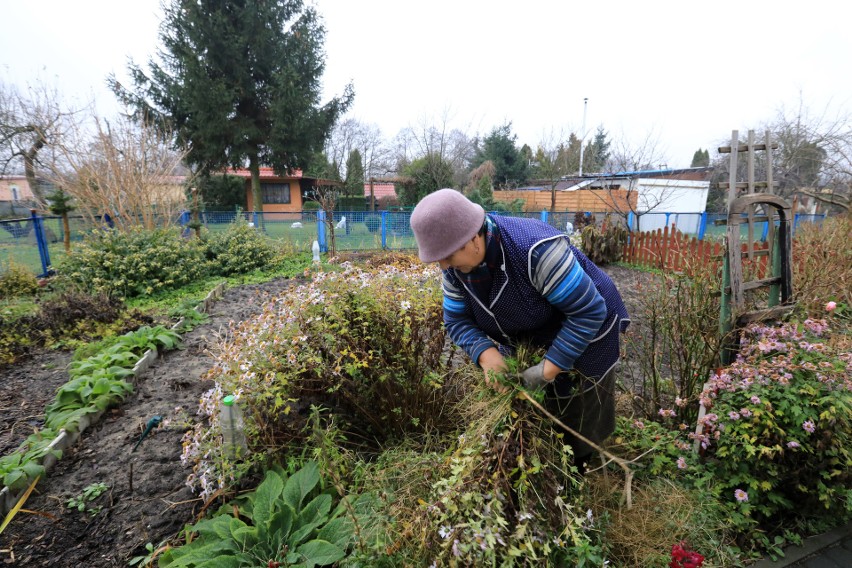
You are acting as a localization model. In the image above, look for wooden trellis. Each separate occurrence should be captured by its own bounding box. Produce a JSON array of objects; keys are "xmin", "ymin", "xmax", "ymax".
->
[{"xmin": 718, "ymin": 130, "xmax": 795, "ymax": 364}]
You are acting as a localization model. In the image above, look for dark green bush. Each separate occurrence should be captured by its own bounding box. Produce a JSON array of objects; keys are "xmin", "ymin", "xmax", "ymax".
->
[
  {"xmin": 337, "ymin": 196, "xmax": 366, "ymax": 211},
  {"xmin": 364, "ymin": 213, "xmax": 381, "ymax": 233},
  {"xmin": 205, "ymin": 222, "xmax": 277, "ymax": 276},
  {"xmin": 59, "ymin": 227, "xmax": 208, "ymax": 298},
  {"xmin": 580, "ymin": 217, "xmax": 627, "ymax": 264}
]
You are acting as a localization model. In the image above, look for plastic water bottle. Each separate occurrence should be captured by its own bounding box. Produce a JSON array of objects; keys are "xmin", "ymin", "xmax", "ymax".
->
[
  {"xmin": 220, "ymin": 394, "xmax": 248, "ymax": 458},
  {"xmin": 312, "ymin": 240, "xmax": 321, "ymax": 263}
]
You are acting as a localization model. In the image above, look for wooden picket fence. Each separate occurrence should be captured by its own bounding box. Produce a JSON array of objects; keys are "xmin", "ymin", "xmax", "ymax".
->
[{"xmin": 622, "ymin": 225, "xmax": 772, "ymax": 278}]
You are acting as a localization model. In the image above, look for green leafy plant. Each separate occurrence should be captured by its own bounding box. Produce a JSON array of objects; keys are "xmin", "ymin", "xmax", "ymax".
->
[
  {"xmin": 0, "ymin": 260, "xmax": 39, "ymax": 299},
  {"xmin": 111, "ymin": 325, "xmax": 182, "ymax": 353},
  {"xmin": 696, "ymin": 319, "xmax": 851, "ymax": 543},
  {"xmin": 204, "ymin": 221, "xmax": 277, "ymax": 276},
  {"xmin": 67, "ymin": 482, "xmax": 109, "ymax": 516},
  {"xmin": 128, "ymin": 540, "xmax": 169, "ymax": 567},
  {"xmin": 58, "ymin": 226, "xmax": 209, "ymax": 298},
  {"xmin": 46, "ymin": 325, "xmax": 180, "ymax": 430},
  {"xmin": 159, "ymin": 462, "xmax": 362, "ymax": 567},
  {"xmin": 0, "ymin": 428, "xmax": 60, "ymax": 492},
  {"xmin": 0, "ymin": 323, "xmax": 188, "ymax": 497}
]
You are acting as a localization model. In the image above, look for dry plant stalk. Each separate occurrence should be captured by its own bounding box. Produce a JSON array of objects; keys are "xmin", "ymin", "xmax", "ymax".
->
[
  {"xmin": 46, "ymin": 113, "xmax": 193, "ymax": 230},
  {"xmin": 519, "ymin": 390, "xmax": 635, "ymax": 509}
]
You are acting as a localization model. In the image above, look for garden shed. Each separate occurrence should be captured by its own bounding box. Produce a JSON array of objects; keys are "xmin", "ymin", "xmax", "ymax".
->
[{"xmin": 232, "ymin": 167, "xmax": 340, "ymax": 213}]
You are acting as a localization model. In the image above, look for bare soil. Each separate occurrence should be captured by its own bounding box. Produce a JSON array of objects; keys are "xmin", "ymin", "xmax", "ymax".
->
[{"xmin": 0, "ymin": 264, "xmax": 654, "ymax": 567}]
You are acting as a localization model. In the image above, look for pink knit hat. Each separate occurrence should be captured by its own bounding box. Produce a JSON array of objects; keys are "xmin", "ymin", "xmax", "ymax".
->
[{"xmin": 410, "ymin": 189, "xmax": 485, "ymax": 262}]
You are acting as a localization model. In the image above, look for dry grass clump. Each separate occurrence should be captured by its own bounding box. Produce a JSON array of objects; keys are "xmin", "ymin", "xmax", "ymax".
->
[
  {"xmin": 584, "ymin": 474, "xmax": 737, "ymax": 567},
  {"xmin": 793, "ymin": 214, "xmax": 851, "ymax": 314},
  {"xmin": 331, "ymin": 360, "xmax": 601, "ymax": 565}
]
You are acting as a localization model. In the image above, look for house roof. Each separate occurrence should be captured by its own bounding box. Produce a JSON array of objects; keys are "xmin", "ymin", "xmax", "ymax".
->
[
  {"xmin": 363, "ymin": 182, "xmax": 396, "ymax": 198},
  {"xmin": 540, "ymin": 167, "xmax": 713, "ymax": 190},
  {"xmin": 227, "ymin": 167, "xmax": 304, "ymax": 179}
]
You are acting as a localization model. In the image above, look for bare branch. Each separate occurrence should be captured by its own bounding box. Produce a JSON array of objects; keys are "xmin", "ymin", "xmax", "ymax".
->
[{"xmin": 44, "ymin": 112, "xmax": 192, "ymax": 229}]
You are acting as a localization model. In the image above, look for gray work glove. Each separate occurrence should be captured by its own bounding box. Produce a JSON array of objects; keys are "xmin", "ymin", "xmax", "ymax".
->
[{"xmin": 521, "ymin": 361, "xmax": 552, "ymax": 390}]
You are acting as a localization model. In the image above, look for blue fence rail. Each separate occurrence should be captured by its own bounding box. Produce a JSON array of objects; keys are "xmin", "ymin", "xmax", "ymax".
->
[{"xmin": 0, "ymin": 209, "xmax": 829, "ymax": 278}]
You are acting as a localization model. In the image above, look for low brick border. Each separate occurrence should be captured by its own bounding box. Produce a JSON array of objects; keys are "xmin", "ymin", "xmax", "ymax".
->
[{"xmin": 0, "ymin": 282, "xmax": 227, "ymax": 516}]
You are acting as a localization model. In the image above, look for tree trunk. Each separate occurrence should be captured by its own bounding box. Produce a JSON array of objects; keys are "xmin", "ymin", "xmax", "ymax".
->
[
  {"xmin": 249, "ymin": 153, "xmax": 262, "ymax": 213},
  {"xmin": 62, "ymin": 212, "xmax": 71, "ymax": 253},
  {"xmin": 24, "ymin": 137, "xmax": 47, "ymax": 207},
  {"xmin": 369, "ymin": 177, "xmax": 375, "ymax": 211}
]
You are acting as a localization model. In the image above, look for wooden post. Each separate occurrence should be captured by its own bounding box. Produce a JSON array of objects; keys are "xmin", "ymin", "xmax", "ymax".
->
[
  {"xmin": 719, "ymin": 255, "xmax": 734, "ymax": 366},
  {"xmin": 768, "ymin": 225, "xmax": 781, "ymax": 307}
]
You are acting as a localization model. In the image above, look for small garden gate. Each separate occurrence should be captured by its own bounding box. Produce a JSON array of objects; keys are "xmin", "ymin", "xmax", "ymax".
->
[{"xmin": 718, "ymin": 130, "xmax": 794, "ymax": 364}]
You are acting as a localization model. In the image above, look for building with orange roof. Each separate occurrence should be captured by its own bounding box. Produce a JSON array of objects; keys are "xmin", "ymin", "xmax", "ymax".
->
[{"xmin": 228, "ymin": 167, "xmax": 340, "ymax": 212}]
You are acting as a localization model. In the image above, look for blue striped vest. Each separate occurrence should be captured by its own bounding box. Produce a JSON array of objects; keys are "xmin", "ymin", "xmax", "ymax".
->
[{"xmin": 451, "ymin": 215, "xmax": 629, "ymax": 384}]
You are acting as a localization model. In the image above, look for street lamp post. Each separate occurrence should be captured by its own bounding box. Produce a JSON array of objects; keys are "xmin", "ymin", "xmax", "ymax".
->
[{"xmin": 578, "ymin": 97, "xmax": 588, "ymax": 176}]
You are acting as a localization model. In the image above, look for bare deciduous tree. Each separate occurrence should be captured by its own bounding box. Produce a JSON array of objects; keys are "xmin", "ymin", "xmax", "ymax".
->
[
  {"xmin": 47, "ymin": 113, "xmax": 192, "ymax": 230},
  {"xmin": 327, "ymin": 118, "xmax": 395, "ymax": 210},
  {"xmin": 769, "ymin": 101, "xmax": 852, "ymax": 213},
  {"xmin": 707, "ymin": 99, "xmax": 852, "ymax": 215},
  {"xmin": 0, "ymin": 78, "xmax": 85, "ymax": 206},
  {"xmin": 392, "ymin": 109, "xmax": 476, "ymax": 189},
  {"xmin": 589, "ymin": 129, "xmax": 677, "ymax": 228},
  {"xmin": 533, "ymin": 128, "xmax": 573, "ymax": 212}
]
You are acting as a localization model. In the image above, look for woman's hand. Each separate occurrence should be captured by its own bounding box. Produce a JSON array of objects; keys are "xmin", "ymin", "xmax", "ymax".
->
[
  {"xmin": 521, "ymin": 359, "xmax": 561, "ymax": 390},
  {"xmin": 478, "ymin": 347, "xmax": 509, "ymax": 392}
]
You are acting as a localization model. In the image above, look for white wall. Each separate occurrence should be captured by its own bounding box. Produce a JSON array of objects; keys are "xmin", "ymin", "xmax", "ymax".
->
[{"xmin": 635, "ymin": 178, "xmax": 709, "ymax": 233}]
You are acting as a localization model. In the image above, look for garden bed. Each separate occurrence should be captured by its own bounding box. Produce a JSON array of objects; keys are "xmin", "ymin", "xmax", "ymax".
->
[{"xmin": 0, "ymin": 277, "xmax": 298, "ymax": 566}]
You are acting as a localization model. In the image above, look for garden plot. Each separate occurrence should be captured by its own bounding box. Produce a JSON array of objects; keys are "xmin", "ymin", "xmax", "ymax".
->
[
  {"xmin": 2, "ymin": 255, "xmax": 847, "ymax": 566},
  {"xmin": 0, "ymin": 265, "xmax": 671, "ymax": 566},
  {"xmin": 0, "ymin": 277, "xmax": 297, "ymax": 567}
]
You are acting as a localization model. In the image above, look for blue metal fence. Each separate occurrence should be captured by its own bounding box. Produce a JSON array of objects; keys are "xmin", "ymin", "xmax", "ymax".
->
[{"xmin": 0, "ymin": 209, "xmax": 831, "ymax": 278}]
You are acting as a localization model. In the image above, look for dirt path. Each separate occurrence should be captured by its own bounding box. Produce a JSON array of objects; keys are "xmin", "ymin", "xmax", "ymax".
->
[
  {"xmin": 0, "ymin": 264, "xmax": 652, "ymax": 567},
  {"xmin": 0, "ymin": 277, "xmax": 297, "ymax": 567}
]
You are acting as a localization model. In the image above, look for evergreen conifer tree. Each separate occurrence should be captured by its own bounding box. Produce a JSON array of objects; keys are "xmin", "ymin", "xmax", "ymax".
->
[{"xmin": 110, "ymin": 0, "xmax": 353, "ymax": 212}]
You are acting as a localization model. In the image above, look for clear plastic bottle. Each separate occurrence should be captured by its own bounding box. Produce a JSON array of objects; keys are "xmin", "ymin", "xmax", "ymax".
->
[
  {"xmin": 312, "ymin": 240, "xmax": 321, "ymax": 263},
  {"xmin": 220, "ymin": 394, "xmax": 248, "ymax": 458}
]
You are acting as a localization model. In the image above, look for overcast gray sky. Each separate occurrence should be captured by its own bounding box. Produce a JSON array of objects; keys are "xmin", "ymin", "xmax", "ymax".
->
[{"xmin": 2, "ymin": 0, "xmax": 850, "ymax": 168}]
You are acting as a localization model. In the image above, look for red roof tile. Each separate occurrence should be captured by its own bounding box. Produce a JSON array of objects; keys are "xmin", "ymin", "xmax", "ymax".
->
[
  {"xmin": 227, "ymin": 167, "xmax": 303, "ymax": 179},
  {"xmin": 363, "ymin": 182, "xmax": 396, "ymax": 198}
]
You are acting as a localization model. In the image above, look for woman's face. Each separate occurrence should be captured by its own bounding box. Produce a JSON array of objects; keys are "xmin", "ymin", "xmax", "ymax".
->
[{"xmin": 437, "ymin": 235, "xmax": 484, "ymax": 273}]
